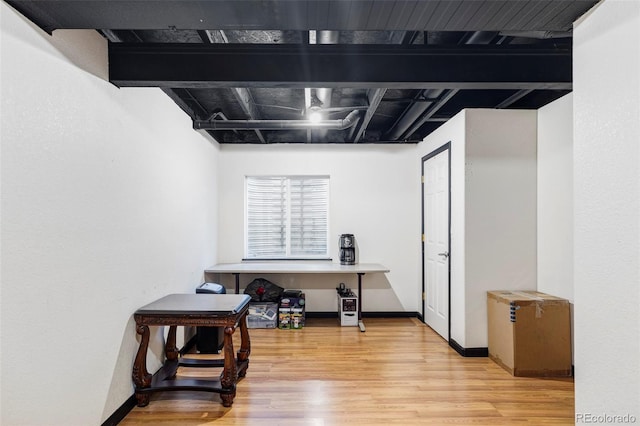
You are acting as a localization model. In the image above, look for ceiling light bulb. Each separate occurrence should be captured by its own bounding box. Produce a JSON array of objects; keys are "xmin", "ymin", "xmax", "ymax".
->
[{"xmin": 308, "ymin": 110, "xmax": 322, "ymax": 123}]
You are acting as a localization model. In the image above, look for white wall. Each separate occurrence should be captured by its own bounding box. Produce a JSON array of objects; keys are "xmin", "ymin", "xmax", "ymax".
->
[
  {"xmin": 573, "ymin": 0, "xmax": 640, "ymax": 420},
  {"xmin": 537, "ymin": 93, "xmax": 574, "ymax": 301},
  {"xmin": 215, "ymin": 144, "xmax": 421, "ymax": 313},
  {"xmin": 0, "ymin": 5, "xmax": 220, "ymax": 425},
  {"xmin": 537, "ymin": 94, "xmax": 575, "ymax": 363},
  {"xmin": 464, "ymin": 110, "xmax": 538, "ymax": 348},
  {"xmin": 419, "ymin": 109, "xmax": 537, "ymax": 348}
]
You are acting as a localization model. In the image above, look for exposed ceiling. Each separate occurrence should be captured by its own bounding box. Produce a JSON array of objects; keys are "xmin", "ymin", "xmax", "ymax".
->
[{"xmin": 7, "ymin": 1, "xmax": 599, "ymax": 144}]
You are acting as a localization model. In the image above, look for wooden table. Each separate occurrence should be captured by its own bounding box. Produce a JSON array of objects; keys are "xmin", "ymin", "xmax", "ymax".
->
[
  {"xmin": 205, "ymin": 262, "xmax": 389, "ymax": 332},
  {"xmin": 132, "ymin": 293, "xmax": 251, "ymax": 407}
]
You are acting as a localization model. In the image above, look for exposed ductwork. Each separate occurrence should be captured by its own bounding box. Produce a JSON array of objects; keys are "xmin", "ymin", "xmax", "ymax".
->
[
  {"xmin": 193, "ymin": 110, "xmax": 360, "ymax": 131},
  {"xmin": 384, "ymin": 89, "xmax": 444, "ymax": 141},
  {"xmin": 11, "ymin": 0, "xmax": 593, "ymax": 145},
  {"xmin": 313, "ymin": 31, "xmax": 339, "ymax": 139},
  {"xmin": 384, "ymin": 31, "xmax": 499, "ymax": 141},
  {"xmin": 315, "ymin": 32, "xmax": 339, "ymax": 103}
]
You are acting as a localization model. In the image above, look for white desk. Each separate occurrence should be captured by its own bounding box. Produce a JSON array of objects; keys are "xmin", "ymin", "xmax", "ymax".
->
[{"xmin": 205, "ymin": 262, "xmax": 390, "ymax": 332}]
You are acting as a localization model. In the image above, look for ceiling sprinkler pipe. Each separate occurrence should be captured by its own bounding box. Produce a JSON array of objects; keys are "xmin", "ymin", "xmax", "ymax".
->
[{"xmin": 193, "ymin": 110, "xmax": 360, "ymax": 131}]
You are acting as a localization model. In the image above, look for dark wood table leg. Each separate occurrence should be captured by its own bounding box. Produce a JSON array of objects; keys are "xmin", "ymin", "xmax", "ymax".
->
[
  {"xmin": 164, "ymin": 325, "xmax": 179, "ymax": 378},
  {"xmin": 237, "ymin": 312, "xmax": 251, "ymax": 377},
  {"xmin": 166, "ymin": 325, "xmax": 179, "ymax": 361},
  {"xmin": 233, "ymin": 273, "xmax": 240, "ymax": 294},
  {"xmin": 132, "ymin": 323, "xmax": 152, "ymax": 407},
  {"xmin": 220, "ymin": 326, "xmax": 238, "ymax": 407}
]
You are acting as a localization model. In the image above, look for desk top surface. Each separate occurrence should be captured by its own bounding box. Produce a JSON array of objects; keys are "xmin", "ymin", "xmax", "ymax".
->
[
  {"xmin": 205, "ymin": 262, "xmax": 389, "ymax": 274},
  {"xmin": 135, "ymin": 294, "xmax": 251, "ymax": 315}
]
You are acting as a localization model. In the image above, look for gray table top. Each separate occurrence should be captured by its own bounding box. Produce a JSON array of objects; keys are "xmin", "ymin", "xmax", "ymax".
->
[
  {"xmin": 205, "ymin": 261, "xmax": 389, "ymax": 274},
  {"xmin": 135, "ymin": 293, "xmax": 251, "ymax": 315}
]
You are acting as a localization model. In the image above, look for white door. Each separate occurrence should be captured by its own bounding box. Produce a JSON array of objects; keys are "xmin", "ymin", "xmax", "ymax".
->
[{"xmin": 423, "ymin": 148, "xmax": 450, "ymax": 340}]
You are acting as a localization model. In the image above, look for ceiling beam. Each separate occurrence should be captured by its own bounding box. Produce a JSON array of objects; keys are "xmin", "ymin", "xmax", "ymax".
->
[
  {"xmin": 161, "ymin": 88, "xmax": 209, "ymax": 120},
  {"xmin": 353, "ymin": 89, "xmax": 386, "ymax": 143},
  {"xmin": 495, "ymin": 89, "xmax": 535, "ymax": 109},
  {"xmin": 231, "ymin": 87, "xmax": 267, "ymax": 143},
  {"xmin": 401, "ymin": 89, "xmax": 460, "ymax": 140},
  {"xmin": 109, "ymin": 43, "xmax": 572, "ymax": 90}
]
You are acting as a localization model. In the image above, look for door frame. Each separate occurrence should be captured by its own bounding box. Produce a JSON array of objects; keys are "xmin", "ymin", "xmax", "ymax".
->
[{"xmin": 421, "ymin": 142, "xmax": 452, "ymax": 341}]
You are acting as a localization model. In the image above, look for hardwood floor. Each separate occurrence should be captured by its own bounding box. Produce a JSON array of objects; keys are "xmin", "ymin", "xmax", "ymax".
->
[{"xmin": 120, "ymin": 317, "xmax": 574, "ymax": 425}]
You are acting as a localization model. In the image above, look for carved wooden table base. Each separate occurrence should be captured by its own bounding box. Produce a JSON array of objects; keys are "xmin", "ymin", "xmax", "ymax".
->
[{"xmin": 132, "ymin": 294, "xmax": 251, "ymax": 407}]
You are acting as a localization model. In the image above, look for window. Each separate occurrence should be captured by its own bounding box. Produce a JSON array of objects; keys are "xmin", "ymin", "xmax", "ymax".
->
[{"xmin": 245, "ymin": 175, "xmax": 329, "ymax": 259}]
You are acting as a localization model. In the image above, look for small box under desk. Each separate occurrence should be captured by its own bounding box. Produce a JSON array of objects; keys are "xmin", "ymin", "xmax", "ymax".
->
[{"xmin": 338, "ymin": 295, "xmax": 358, "ymax": 327}]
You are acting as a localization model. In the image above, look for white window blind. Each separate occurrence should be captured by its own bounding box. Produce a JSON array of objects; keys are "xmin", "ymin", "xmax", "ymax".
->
[{"xmin": 246, "ymin": 176, "xmax": 329, "ymax": 259}]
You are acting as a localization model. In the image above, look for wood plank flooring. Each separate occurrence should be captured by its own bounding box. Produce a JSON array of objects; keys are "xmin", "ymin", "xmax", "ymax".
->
[{"xmin": 120, "ymin": 317, "xmax": 574, "ymax": 425}]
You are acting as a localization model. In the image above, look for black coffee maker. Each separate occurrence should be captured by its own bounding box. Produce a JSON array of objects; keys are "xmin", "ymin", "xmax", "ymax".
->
[{"xmin": 339, "ymin": 234, "xmax": 356, "ymax": 265}]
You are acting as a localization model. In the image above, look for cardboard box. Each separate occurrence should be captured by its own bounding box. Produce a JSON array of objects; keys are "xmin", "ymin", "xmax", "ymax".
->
[
  {"xmin": 246, "ymin": 302, "xmax": 278, "ymax": 329},
  {"xmin": 487, "ymin": 290, "xmax": 572, "ymax": 377}
]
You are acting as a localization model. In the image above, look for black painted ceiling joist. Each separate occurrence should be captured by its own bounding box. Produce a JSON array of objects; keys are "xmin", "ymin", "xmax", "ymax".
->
[
  {"xmin": 109, "ymin": 43, "xmax": 572, "ymax": 90},
  {"xmin": 6, "ymin": 1, "xmax": 598, "ymax": 34}
]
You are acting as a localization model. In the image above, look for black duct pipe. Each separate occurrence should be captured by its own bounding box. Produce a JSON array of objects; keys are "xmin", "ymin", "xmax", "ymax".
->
[{"xmin": 194, "ymin": 110, "xmax": 360, "ymax": 131}]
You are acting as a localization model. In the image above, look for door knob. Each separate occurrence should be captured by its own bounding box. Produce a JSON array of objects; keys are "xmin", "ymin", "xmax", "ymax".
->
[{"xmin": 438, "ymin": 252, "xmax": 449, "ymax": 258}]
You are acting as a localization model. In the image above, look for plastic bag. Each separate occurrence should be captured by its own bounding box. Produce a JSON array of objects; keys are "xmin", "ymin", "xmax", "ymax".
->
[{"xmin": 244, "ymin": 278, "xmax": 284, "ymax": 302}]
